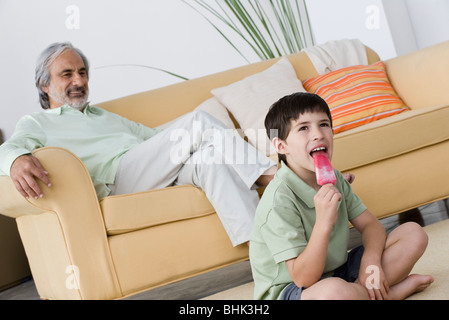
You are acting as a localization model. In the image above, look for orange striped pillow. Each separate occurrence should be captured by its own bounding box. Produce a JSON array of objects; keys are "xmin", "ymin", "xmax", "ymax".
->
[{"xmin": 303, "ymin": 61, "xmax": 409, "ymax": 134}]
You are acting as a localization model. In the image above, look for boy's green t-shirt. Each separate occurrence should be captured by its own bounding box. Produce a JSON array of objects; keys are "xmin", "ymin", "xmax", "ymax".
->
[{"xmin": 249, "ymin": 163, "xmax": 367, "ymax": 300}]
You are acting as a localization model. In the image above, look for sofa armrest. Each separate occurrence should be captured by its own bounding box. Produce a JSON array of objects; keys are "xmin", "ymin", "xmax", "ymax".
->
[
  {"xmin": 385, "ymin": 40, "xmax": 449, "ymax": 110},
  {"xmin": 0, "ymin": 147, "xmax": 121, "ymax": 299},
  {"xmin": 0, "ymin": 176, "xmax": 47, "ymax": 218}
]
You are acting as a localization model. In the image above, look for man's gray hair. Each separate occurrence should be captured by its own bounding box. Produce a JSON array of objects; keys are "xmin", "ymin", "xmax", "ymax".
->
[{"xmin": 35, "ymin": 42, "xmax": 90, "ymax": 109}]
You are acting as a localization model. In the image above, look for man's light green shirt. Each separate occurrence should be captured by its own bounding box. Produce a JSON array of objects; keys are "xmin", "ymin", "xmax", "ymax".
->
[
  {"xmin": 0, "ymin": 105, "xmax": 161, "ymax": 199},
  {"xmin": 249, "ymin": 162, "xmax": 366, "ymax": 300}
]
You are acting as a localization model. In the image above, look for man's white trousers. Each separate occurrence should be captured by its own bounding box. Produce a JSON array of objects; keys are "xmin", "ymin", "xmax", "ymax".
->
[{"xmin": 109, "ymin": 110, "xmax": 276, "ymax": 246}]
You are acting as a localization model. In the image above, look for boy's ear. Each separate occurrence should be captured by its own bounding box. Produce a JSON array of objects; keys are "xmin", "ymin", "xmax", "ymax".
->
[{"xmin": 272, "ymin": 137, "xmax": 288, "ymax": 155}]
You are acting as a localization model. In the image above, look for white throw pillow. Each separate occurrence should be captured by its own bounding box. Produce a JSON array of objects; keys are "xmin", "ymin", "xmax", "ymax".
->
[{"xmin": 211, "ymin": 57, "xmax": 306, "ymax": 155}]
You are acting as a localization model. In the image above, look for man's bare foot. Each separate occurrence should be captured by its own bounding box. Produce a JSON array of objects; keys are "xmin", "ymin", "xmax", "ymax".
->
[{"xmin": 388, "ymin": 274, "xmax": 434, "ymax": 300}]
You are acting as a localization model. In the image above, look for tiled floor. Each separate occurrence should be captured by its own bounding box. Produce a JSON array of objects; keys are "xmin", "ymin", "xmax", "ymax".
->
[{"xmin": 1, "ymin": 199, "xmax": 448, "ymax": 300}]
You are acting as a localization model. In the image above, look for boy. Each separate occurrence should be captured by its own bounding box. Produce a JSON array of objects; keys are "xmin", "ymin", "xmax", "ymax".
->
[{"xmin": 249, "ymin": 92, "xmax": 433, "ymax": 300}]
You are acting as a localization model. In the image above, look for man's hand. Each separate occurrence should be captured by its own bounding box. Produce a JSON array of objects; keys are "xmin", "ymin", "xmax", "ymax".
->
[{"xmin": 10, "ymin": 155, "xmax": 51, "ymax": 199}]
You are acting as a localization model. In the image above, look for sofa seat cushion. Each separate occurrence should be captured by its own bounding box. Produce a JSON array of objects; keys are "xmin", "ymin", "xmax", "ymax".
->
[
  {"xmin": 100, "ymin": 185, "xmax": 215, "ymax": 235},
  {"xmin": 332, "ymin": 104, "xmax": 449, "ymax": 172}
]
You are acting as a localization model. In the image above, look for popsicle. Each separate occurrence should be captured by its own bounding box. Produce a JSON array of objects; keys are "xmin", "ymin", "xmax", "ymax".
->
[{"xmin": 313, "ymin": 153, "xmax": 337, "ymax": 186}]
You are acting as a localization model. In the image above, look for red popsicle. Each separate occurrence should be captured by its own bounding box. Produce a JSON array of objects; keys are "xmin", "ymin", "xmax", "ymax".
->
[{"xmin": 313, "ymin": 153, "xmax": 337, "ymax": 186}]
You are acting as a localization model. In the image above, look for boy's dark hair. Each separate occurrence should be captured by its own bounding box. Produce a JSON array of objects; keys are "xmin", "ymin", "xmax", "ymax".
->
[{"xmin": 264, "ymin": 92, "xmax": 333, "ymax": 164}]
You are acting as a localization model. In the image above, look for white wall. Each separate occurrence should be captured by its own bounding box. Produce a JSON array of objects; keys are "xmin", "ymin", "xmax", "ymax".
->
[
  {"xmin": 403, "ymin": 0, "xmax": 449, "ymax": 49},
  {"xmin": 1, "ymin": 0, "xmax": 448, "ymax": 141},
  {"xmin": 0, "ymin": 0, "xmax": 252, "ymax": 140},
  {"xmin": 382, "ymin": 0, "xmax": 449, "ymax": 56},
  {"xmin": 307, "ymin": 0, "xmax": 449, "ymax": 60},
  {"xmin": 306, "ymin": 0, "xmax": 397, "ymax": 60}
]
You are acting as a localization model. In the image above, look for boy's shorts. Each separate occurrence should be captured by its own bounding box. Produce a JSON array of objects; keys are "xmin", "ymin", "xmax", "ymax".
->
[{"xmin": 281, "ymin": 245, "xmax": 365, "ymax": 300}]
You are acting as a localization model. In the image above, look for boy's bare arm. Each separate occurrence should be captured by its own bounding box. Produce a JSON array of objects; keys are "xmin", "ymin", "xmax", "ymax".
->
[
  {"xmin": 286, "ymin": 184, "xmax": 341, "ymax": 288},
  {"xmin": 286, "ymin": 220, "xmax": 332, "ymax": 287}
]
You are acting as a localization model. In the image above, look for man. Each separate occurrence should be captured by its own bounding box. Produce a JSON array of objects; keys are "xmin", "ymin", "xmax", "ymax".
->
[{"xmin": 0, "ymin": 42, "xmax": 277, "ymax": 246}]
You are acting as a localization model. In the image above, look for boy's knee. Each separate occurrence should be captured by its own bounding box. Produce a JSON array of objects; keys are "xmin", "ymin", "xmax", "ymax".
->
[
  {"xmin": 330, "ymin": 281, "xmax": 367, "ymax": 300},
  {"xmin": 307, "ymin": 278, "xmax": 367, "ymax": 300},
  {"xmin": 400, "ymin": 222, "xmax": 428, "ymax": 253},
  {"xmin": 403, "ymin": 222, "xmax": 428, "ymax": 242}
]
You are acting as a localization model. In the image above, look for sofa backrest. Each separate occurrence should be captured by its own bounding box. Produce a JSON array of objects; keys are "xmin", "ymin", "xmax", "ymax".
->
[
  {"xmin": 97, "ymin": 46, "xmax": 380, "ymax": 128},
  {"xmin": 385, "ymin": 40, "xmax": 449, "ymax": 111}
]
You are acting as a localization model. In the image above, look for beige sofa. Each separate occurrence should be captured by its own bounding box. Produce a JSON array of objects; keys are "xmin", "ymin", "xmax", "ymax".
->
[
  {"xmin": 0, "ymin": 41, "xmax": 448, "ymax": 300},
  {"xmin": 0, "ymin": 131, "xmax": 31, "ymax": 292}
]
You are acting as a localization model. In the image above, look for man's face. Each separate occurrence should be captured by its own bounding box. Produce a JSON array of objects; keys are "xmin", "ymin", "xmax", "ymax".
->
[{"xmin": 42, "ymin": 50, "xmax": 89, "ymax": 110}]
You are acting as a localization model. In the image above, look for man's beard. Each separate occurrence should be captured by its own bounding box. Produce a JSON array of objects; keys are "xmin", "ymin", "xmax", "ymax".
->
[{"xmin": 49, "ymin": 86, "xmax": 89, "ymax": 111}]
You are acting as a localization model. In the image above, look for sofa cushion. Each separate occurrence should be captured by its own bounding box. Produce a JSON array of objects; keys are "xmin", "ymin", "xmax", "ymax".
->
[
  {"xmin": 211, "ymin": 57, "xmax": 306, "ymax": 156},
  {"xmin": 100, "ymin": 185, "xmax": 215, "ymax": 235},
  {"xmin": 332, "ymin": 104, "xmax": 449, "ymax": 172},
  {"xmin": 303, "ymin": 61, "xmax": 409, "ymax": 134}
]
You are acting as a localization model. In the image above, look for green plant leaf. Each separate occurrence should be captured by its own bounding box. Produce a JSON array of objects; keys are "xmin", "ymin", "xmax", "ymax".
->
[
  {"xmin": 184, "ymin": 0, "xmax": 315, "ymax": 61},
  {"xmin": 95, "ymin": 64, "xmax": 189, "ymax": 81}
]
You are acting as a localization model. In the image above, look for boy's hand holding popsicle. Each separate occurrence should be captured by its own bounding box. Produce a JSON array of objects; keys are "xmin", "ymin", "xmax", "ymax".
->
[{"xmin": 312, "ymin": 150, "xmax": 341, "ymax": 229}]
